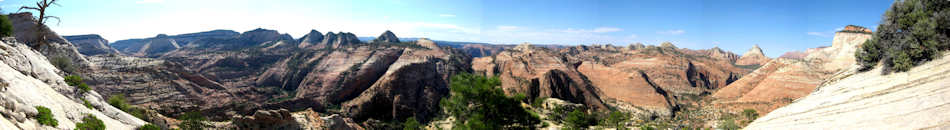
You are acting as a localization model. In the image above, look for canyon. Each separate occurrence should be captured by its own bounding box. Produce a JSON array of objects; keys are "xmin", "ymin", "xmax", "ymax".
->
[{"xmin": 0, "ymin": 9, "xmax": 941, "ymax": 129}]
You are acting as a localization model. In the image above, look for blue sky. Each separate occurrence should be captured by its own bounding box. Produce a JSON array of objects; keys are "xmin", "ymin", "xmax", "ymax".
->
[{"xmin": 0, "ymin": 0, "xmax": 894, "ymax": 57}]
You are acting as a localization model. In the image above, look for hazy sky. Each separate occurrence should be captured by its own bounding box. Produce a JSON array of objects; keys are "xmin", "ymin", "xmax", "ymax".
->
[{"xmin": 0, "ymin": 0, "xmax": 893, "ymax": 57}]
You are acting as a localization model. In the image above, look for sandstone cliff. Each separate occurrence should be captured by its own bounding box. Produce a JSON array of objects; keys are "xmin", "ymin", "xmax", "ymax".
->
[
  {"xmin": 0, "ymin": 38, "xmax": 146, "ymax": 129},
  {"xmin": 474, "ymin": 43, "xmax": 608, "ymax": 111},
  {"xmin": 92, "ymin": 30, "xmax": 472, "ymax": 125},
  {"xmin": 473, "ymin": 42, "xmax": 752, "ymax": 119},
  {"xmin": 373, "ymin": 30, "xmax": 400, "ymax": 43},
  {"xmin": 111, "ymin": 30, "xmax": 239, "ymax": 56},
  {"xmin": 711, "ymin": 25, "xmax": 872, "ymax": 118},
  {"xmin": 745, "ymin": 53, "xmax": 950, "ymax": 129},
  {"xmin": 297, "ymin": 30, "xmax": 325, "ymax": 49},
  {"xmin": 63, "ymin": 34, "xmax": 120, "ymax": 56},
  {"xmin": 735, "ymin": 45, "xmax": 769, "ymax": 66},
  {"xmin": 9, "ymin": 12, "xmax": 93, "ymax": 75}
]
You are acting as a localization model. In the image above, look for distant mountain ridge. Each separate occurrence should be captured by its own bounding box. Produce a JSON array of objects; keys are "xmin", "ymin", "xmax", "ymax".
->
[{"xmin": 63, "ymin": 34, "xmax": 121, "ymax": 56}]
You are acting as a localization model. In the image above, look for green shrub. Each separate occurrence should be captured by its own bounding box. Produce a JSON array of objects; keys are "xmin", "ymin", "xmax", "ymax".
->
[
  {"xmin": 402, "ymin": 117, "xmax": 422, "ymax": 130},
  {"xmin": 602, "ymin": 111, "xmax": 630, "ymax": 129},
  {"xmin": 78, "ymin": 83, "xmax": 90, "ymax": 93},
  {"xmin": 108, "ymin": 95, "xmax": 131, "ymax": 111},
  {"xmin": 64, "ymin": 75, "xmax": 90, "ymax": 93},
  {"xmin": 531, "ymin": 97, "xmax": 547, "ymax": 108},
  {"xmin": 64, "ymin": 75, "xmax": 82, "ymax": 86},
  {"xmin": 855, "ymin": 0, "xmax": 950, "ymax": 73},
  {"xmin": 638, "ymin": 124, "xmax": 656, "ymax": 130},
  {"xmin": 82, "ymin": 99, "xmax": 94, "ymax": 109},
  {"xmin": 440, "ymin": 73, "xmax": 540, "ymax": 129},
  {"xmin": 127, "ymin": 107, "xmax": 146, "ymax": 120},
  {"xmin": 108, "ymin": 95, "xmax": 147, "ymax": 119},
  {"xmin": 718, "ymin": 117, "xmax": 739, "ymax": 130},
  {"xmin": 177, "ymin": 111, "xmax": 207, "ymax": 130},
  {"xmin": 0, "ymin": 15, "xmax": 12, "ymax": 37},
  {"xmin": 564, "ymin": 109, "xmax": 596, "ymax": 129},
  {"xmin": 741, "ymin": 109, "xmax": 759, "ymax": 120},
  {"xmin": 137, "ymin": 124, "xmax": 160, "ymax": 130},
  {"xmin": 51, "ymin": 57, "xmax": 76, "ymax": 74},
  {"xmin": 75, "ymin": 114, "xmax": 105, "ymax": 130},
  {"xmin": 35, "ymin": 106, "xmax": 58, "ymax": 127},
  {"xmin": 856, "ymin": 38, "xmax": 882, "ymax": 71}
]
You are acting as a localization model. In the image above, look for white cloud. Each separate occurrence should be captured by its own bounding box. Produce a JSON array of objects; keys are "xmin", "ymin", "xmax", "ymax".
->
[
  {"xmin": 496, "ymin": 25, "xmax": 519, "ymax": 31},
  {"xmin": 657, "ymin": 29, "xmax": 685, "ymax": 35},
  {"xmin": 562, "ymin": 27, "xmax": 623, "ymax": 33},
  {"xmin": 136, "ymin": 0, "xmax": 164, "ymax": 4},
  {"xmin": 628, "ymin": 34, "xmax": 638, "ymax": 39},
  {"xmin": 834, "ymin": 27, "xmax": 845, "ymax": 31},
  {"xmin": 438, "ymin": 14, "xmax": 456, "ymax": 17}
]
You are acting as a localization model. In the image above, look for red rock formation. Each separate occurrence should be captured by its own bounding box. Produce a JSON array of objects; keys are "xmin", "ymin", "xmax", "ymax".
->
[
  {"xmin": 476, "ymin": 43, "xmax": 608, "ymax": 110},
  {"xmin": 735, "ymin": 44, "xmax": 770, "ymax": 66},
  {"xmin": 712, "ymin": 25, "xmax": 873, "ymax": 115},
  {"xmin": 841, "ymin": 25, "xmax": 872, "ymax": 33},
  {"xmin": 474, "ymin": 42, "xmax": 752, "ymax": 118}
]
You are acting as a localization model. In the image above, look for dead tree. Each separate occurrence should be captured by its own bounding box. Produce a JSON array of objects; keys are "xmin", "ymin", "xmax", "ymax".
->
[{"xmin": 18, "ymin": 0, "xmax": 60, "ymax": 45}]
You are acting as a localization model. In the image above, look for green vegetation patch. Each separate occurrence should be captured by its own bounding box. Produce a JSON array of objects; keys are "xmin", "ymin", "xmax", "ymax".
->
[
  {"xmin": 35, "ymin": 106, "xmax": 58, "ymax": 127},
  {"xmin": 64, "ymin": 75, "xmax": 91, "ymax": 93},
  {"xmin": 177, "ymin": 111, "xmax": 208, "ymax": 130},
  {"xmin": 82, "ymin": 99, "xmax": 94, "ymax": 109},
  {"xmin": 74, "ymin": 114, "xmax": 105, "ymax": 130},
  {"xmin": 0, "ymin": 15, "xmax": 12, "ymax": 37},
  {"xmin": 856, "ymin": 0, "xmax": 950, "ymax": 73},
  {"xmin": 137, "ymin": 124, "xmax": 160, "ymax": 130},
  {"xmin": 440, "ymin": 73, "xmax": 540, "ymax": 129},
  {"xmin": 402, "ymin": 117, "xmax": 422, "ymax": 130},
  {"xmin": 108, "ymin": 95, "xmax": 146, "ymax": 119}
]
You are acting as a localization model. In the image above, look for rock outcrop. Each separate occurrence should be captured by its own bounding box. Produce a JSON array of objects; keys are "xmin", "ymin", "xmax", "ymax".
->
[
  {"xmin": 99, "ymin": 30, "xmax": 472, "ymax": 123},
  {"xmin": 474, "ymin": 43, "xmax": 608, "ymax": 110},
  {"xmin": 460, "ymin": 43, "xmax": 508, "ymax": 57},
  {"xmin": 0, "ymin": 38, "xmax": 146, "ymax": 129},
  {"xmin": 745, "ymin": 53, "xmax": 950, "ymax": 129},
  {"xmin": 473, "ymin": 42, "xmax": 752, "ymax": 118},
  {"xmin": 735, "ymin": 44, "xmax": 769, "ymax": 66},
  {"xmin": 297, "ymin": 30, "xmax": 325, "ymax": 49},
  {"xmin": 373, "ymin": 30, "xmax": 400, "ymax": 43},
  {"xmin": 322, "ymin": 32, "xmax": 362, "ymax": 48},
  {"xmin": 232, "ymin": 109, "xmax": 297, "ymax": 129},
  {"xmin": 63, "ymin": 34, "xmax": 120, "ymax": 56},
  {"xmin": 132, "ymin": 34, "xmax": 181, "ymax": 57},
  {"xmin": 807, "ymin": 29, "xmax": 872, "ymax": 72},
  {"xmin": 681, "ymin": 47, "xmax": 740, "ymax": 63},
  {"xmin": 711, "ymin": 25, "xmax": 872, "ymax": 117},
  {"xmin": 111, "ymin": 30, "xmax": 239, "ymax": 56},
  {"xmin": 711, "ymin": 59, "xmax": 825, "ymax": 114},
  {"xmin": 9, "ymin": 12, "xmax": 93, "ymax": 74},
  {"xmin": 342, "ymin": 39, "xmax": 470, "ymax": 122},
  {"xmin": 83, "ymin": 54, "xmax": 232, "ymax": 116}
]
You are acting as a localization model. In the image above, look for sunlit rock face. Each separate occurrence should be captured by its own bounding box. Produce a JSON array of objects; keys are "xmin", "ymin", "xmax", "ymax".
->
[
  {"xmin": 63, "ymin": 34, "xmax": 120, "ymax": 56},
  {"xmin": 0, "ymin": 38, "xmax": 146, "ymax": 129},
  {"xmin": 746, "ymin": 52, "xmax": 950, "ymax": 129},
  {"xmin": 711, "ymin": 25, "xmax": 872, "ymax": 116},
  {"xmin": 473, "ymin": 42, "xmax": 752, "ymax": 118},
  {"xmin": 735, "ymin": 44, "xmax": 769, "ymax": 66}
]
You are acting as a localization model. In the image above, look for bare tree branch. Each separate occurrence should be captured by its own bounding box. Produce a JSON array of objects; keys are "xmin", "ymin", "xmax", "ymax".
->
[
  {"xmin": 17, "ymin": 6, "xmax": 40, "ymax": 12},
  {"xmin": 42, "ymin": 16, "xmax": 60, "ymax": 25}
]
